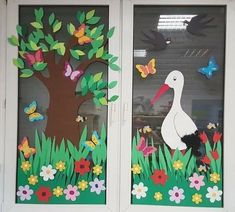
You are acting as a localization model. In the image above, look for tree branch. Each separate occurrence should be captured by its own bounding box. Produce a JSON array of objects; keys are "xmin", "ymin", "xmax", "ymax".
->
[
  {"xmin": 34, "ymin": 72, "xmax": 49, "ymax": 87},
  {"xmin": 76, "ymin": 92, "xmax": 94, "ymax": 113}
]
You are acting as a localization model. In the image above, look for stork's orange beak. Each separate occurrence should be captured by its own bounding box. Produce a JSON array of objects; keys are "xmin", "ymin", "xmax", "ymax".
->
[{"xmin": 151, "ymin": 84, "xmax": 170, "ymax": 105}]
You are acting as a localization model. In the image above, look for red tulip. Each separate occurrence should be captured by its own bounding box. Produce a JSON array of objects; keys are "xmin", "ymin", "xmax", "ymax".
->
[
  {"xmin": 201, "ymin": 155, "xmax": 211, "ymax": 165},
  {"xmin": 199, "ymin": 131, "xmax": 208, "ymax": 144},
  {"xmin": 210, "ymin": 150, "xmax": 219, "ymax": 160},
  {"xmin": 213, "ymin": 131, "xmax": 222, "ymax": 143}
]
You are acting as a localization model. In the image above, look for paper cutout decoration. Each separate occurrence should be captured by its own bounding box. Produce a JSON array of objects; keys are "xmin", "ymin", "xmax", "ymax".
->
[
  {"xmin": 151, "ymin": 71, "xmax": 201, "ymax": 156},
  {"xmin": 136, "ymin": 136, "xmax": 157, "ymax": 157},
  {"xmin": 183, "ymin": 14, "xmax": 216, "ymax": 36},
  {"xmin": 207, "ymin": 122, "xmax": 219, "ymax": 130},
  {"xmin": 138, "ymin": 125, "xmax": 152, "ymax": 134},
  {"xmin": 24, "ymin": 101, "xmax": 44, "ymax": 122},
  {"xmin": 198, "ymin": 57, "xmax": 219, "ymax": 79},
  {"xmin": 142, "ymin": 30, "xmax": 171, "ymax": 51},
  {"xmin": 75, "ymin": 115, "xmax": 87, "ymax": 123},
  {"xmin": 83, "ymin": 131, "xmax": 102, "ymax": 151},
  {"xmin": 24, "ymin": 49, "xmax": 44, "ymax": 66},
  {"xmin": 64, "ymin": 61, "xmax": 84, "ymax": 82},
  {"xmin": 73, "ymin": 23, "xmax": 92, "ymax": 45},
  {"xmin": 18, "ymin": 137, "xmax": 36, "ymax": 158},
  {"xmin": 136, "ymin": 58, "xmax": 156, "ymax": 78}
]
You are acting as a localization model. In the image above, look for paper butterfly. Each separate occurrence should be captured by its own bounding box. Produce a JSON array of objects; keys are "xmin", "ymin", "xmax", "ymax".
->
[
  {"xmin": 24, "ymin": 49, "xmax": 44, "ymax": 66},
  {"xmin": 73, "ymin": 23, "xmax": 92, "ymax": 45},
  {"xmin": 83, "ymin": 131, "xmax": 102, "ymax": 151},
  {"xmin": 24, "ymin": 101, "xmax": 44, "ymax": 122},
  {"xmin": 138, "ymin": 125, "xmax": 152, "ymax": 134},
  {"xmin": 207, "ymin": 122, "xmax": 219, "ymax": 130},
  {"xmin": 75, "ymin": 115, "xmax": 87, "ymax": 123},
  {"xmin": 136, "ymin": 58, "xmax": 157, "ymax": 78},
  {"xmin": 198, "ymin": 56, "xmax": 219, "ymax": 79},
  {"xmin": 18, "ymin": 137, "xmax": 36, "ymax": 158},
  {"xmin": 136, "ymin": 136, "xmax": 157, "ymax": 157},
  {"xmin": 64, "ymin": 61, "xmax": 84, "ymax": 82}
]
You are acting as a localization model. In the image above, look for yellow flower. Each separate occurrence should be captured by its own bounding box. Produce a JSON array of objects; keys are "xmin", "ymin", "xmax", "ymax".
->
[
  {"xmin": 192, "ymin": 193, "xmax": 202, "ymax": 204},
  {"xmin": 53, "ymin": 186, "xmax": 63, "ymax": 197},
  {"xmin": 28, "ymin": 175, "xmax": 38, "ymax": 185},
  {"xmin": 131, "ymin": 164, "xmax": 142, "ymax": 174},
  {"xmin": 173, "ymin": 160, "xmax": 183, "ymax": 170},
  {"xmin": 55, "ymin": 161, "xmax": 66, "ymax": 171},
  {"xmin": 78, "ymin": 180, "xmax": 88, "ymax": 191},
  {"xmin": 154, "ymin": 192, "xmax": 163, "ymax": 201},
  {"xmin": 210, "ymin": 172, "xmax": 220, "ymax": 183},
  {"xmin": 93, "ymin": 165, "xmax": 102, "ymax": 175},
  {"xmin": 21, "ymin": 161, "xmax": 31, "ymax": 172}
]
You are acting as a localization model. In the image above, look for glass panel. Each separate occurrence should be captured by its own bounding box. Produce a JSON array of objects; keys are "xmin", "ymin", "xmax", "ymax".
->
[
  {"xmin": 9, "ymin": 5, "xmax": 120, "ymax": 204},
  {"xmin": 131, "ymin": 6, "xmax": 225, "ymax": 207}
]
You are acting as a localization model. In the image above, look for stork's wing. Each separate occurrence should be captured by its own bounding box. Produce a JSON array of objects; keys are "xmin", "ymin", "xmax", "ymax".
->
[{"xmin": 173, "ymin": 111, "xmax": 198, "ymax": 138}]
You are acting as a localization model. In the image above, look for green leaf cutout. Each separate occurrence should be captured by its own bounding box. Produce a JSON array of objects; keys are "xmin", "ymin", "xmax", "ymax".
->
[
  {"xmin": 20, "ymin": 69, "xmax": 34, "ymax": 78},
  {"xmin": 93, "ymin": 72, "xmax": 103, "ymax": 82},
  {"xmin": 70, "ymin": 49, "xmax": 85, "ymax": 60},
  {"xmin": 33, "ymin": 62, "xmax": 47, "ymax": 71},
  {"xmin": 86, "ymin": 17, "xmax": 100, "ymax": 25},
  {"xmin": 96, "ymin": 47, "xmax": 104, "ymax": 58},
  {"xmin": 52, "ymin": 43, "xmax": 65, "ymax": 55},
  {"xmin": 39, "ymin": 43, "xmax": 49, "ymax": 52},
  {"xmin": 45, "ymin": 34, "xmax": 54, "ymax": 45},
  {"xmin": 86, "ymin": 10, "xmax": 95, "ymax": 20},
  {"xmin": 93, "ymin": 97, "xmax": 101, "ymax": 107},
  {"xmin": 13, "ymin": 58, "xmax": 24, "ymax": 69},
  {"xmin": 29, "ymin": 40, "xmax": 40, "ymax": 50},
  {"xmin": 34, "ymin": 8, "xmax": 44, "ymax": 23},
  {"xmin": 77, "ymin": 11, "xmax": 85, "ymax": 24},
  {"xmin": 8, "ymin": 35, "xmax": 19, "ymax": 46},
  {"xmin": 67, "ymin": 23, "xmax": 75, "ymax": 35},
  {"xmin": 99, "ymin": 97, "xmax": 108, "ymax": 105},
  {"xmin": 108, "ymin": 81, "xmax": 117, "ymax": 89},
  {"xmin": 49, "ymin": 13, "xmax": 55, "ymax": 25},
  {"xmin": 30, "ymin": 22, "xmax": 43, "ymax": 29},
  {"xmin": 109, "ymin": 95, "xmax": 119, "ymax": 102},
  {"xmin": 53, "ymin": 21, "xmax": 62, "ymax": 33},
  {"xmin": 16, "ymin": 25, "xmax": 23, "ymax": 36},
  {"xmin": 107, "ymin": 27, "xmax": 115, "ymax": 38},
  {"xmin": 109, "ymin": 63, "xmax": 121, "ymax": 71},
  {"xmin": 88, "ymin": 49, "xmax": 96, "ymax": 59}
]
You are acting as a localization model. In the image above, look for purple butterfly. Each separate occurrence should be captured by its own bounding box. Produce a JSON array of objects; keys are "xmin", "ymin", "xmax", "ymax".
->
[
  {"xmin": 136, "ymin": 136, "xmax": 157, "ymax": 157},
  {"xmin": 64, "ymin": 61, "xmax": 84, "ymax": 82}
]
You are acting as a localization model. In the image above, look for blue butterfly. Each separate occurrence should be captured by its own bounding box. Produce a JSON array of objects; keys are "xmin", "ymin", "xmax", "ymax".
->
[
  {"xmin": 82, "ymin": 131, "xmax": 102, "ymax": 151},
  {"xmin": 24, "ymin": 101, "xmax": 44, "ymax": 122},
  {"xmin": 198, "ymin": 57, "xmax": 219, "ymax": 79}
]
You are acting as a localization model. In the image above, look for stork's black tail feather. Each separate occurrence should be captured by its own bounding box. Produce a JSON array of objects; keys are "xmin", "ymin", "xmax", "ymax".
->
[{"xmin": 181, "ymin": 130, "xmax": 202, "ymax": 157}]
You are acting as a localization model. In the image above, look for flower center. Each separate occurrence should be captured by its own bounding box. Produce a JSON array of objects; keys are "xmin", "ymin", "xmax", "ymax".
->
[
  {"xmin": 95, "ymin": 184, "xmax": 99, "ymax": 188},
  {"xmin": 212, "ymin": 192, "xmax": 217, "ymax": 197},
  {"xmin": 195, "ymin": 180, "xmax": 199, "ymax": 184},
  {"xmin": 80, "ymin": 165, "xmax": 85, "ymax": 169},
  {"xmin": 42, "ymin": 192, "xmax": 46, "ymax": 196},
  {"xmin": 46, "ymin": 170, "xmax": 51, "ymax": 174},
  {"xmin": 175, "ymin": 192, "xmax": 179, "ymax": 197},
  {"xmin": 158, "ymin": 175, "xmax": 162, "ymax": 179},
  {"xmin": 22, "ymin": 190, "xmax": 27, "ymax": 195},
  {"xmin": 69, "ymin": 190, "xmax": 75, "ymax": 195},
  {"xmin": 137, "ymin": 188, "xmax": 142, "ymax": 193}
]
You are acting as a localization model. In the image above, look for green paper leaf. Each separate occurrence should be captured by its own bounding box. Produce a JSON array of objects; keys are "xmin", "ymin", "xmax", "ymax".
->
[
  {"xmin": 45, "ymin": 34, "xmax": 54, "ymax": 45},
  {"xmin": 97, "ymin": 80, "xmax": 107, "ymax": 90},
  {"xmin": 39, "ymin": 42, "xmax": 49, "ymax": 52},
  {"xmin": 19, "ymin": 51, "xmax": 25, "ymax": 58},
  {"xmin": 8, "ymin": 35, "xmax": 19, "ymax": 46},
  {"xmin": 31, "ymin": 22, "xmax": 43, "ymax": 29},
  {"xmin": 29, "ymin": 33, "xmax": 39, "ymax": 44},
  {"xmin": 107, "ymin": 27, "xmax": 115, "ymax": 38},
  {"xmin": 93, "ymin": 72, "xmax": 103, "ymax": 82},
  {"xmin": 93, "ymin": 97, "xmax": 101, "ymax": 107},
  {"xmin": 81, "ymin": 77, "xmax": 88, "ymax": 96},
  {"xmin": 86, "ymin": 16, "xmax": 100, "ymax": 25},
  {"xmin": 13, "ymin": 58, "xmax": 24, "ymax": 69},
  {"xmin": 77, "ymin": 11, "xmax": 85, "ymax": 24},
  {"xmin": 86, "ymin": 10, "xmax": 95, "ymax": 20},
  {"xmin": 67, "ymin": 23, "xmax": 75, "ymax": 35},
  {"xmin": 91, "ymin": 39, "xmax": 103, "ymax": 49},
  {"xmin": 49, "ymin": 13, "xmax": 55, "ymax": 25},
  {"xmin": 53, "ymin": 21, "xmax": 62, "ymax": 33},
  {"xmin": 20, "ymin": 69, "xmax": 34, "ymax": 78},
  {"xmin": 109, "ymin": 95, "xmax": 119, "ymax": 102},
  {"xmin": 20, "ymin": 40, "xmax": 26, "ymax": 51},
  {"xmin": 34, "ymin": 29, "xmax": 44, "ymax": 39},
  {"xmin": 110, "ymin": 56, "xmax": 118, "ymax": 64},
  {"xmin": 33, "ymin": 62, "xmax": 47, "ymax": 71},
  {"xmin": 108, "ymin": 81, "xmax": 117, "ymax": 89},
  {"xmin": 88, "ymin": 49, "xmax": 96, "ymax": 59},
  {"xmin": 99, "ymin": 97, "xmax": 108, "ymax": 105},
  {"xmin": 29, "ymin": 40, "xmax": 39, "ymax": 50},
  {"xmin": 109, "ymin": 63, "xmax": 121, "ymax": 71},
  {"xmin": 96, "ymin": 47, "xmax": 104, "ymax": 58},
  {"xmin": 102, "ymin": 53, "xmax": 113, "ymax": 60},
  {"xmin": 34, "ymin": 8, "xmax": 44, "ymax": 23},
  {"xmin": 70, "ymin": 49, "xmax": 81, "ymax": 60},
  {"xmin": 52, "ymin": 42, "xmax": 65, "ymax": 55},
  {"xmin": 16, "ymin": 25, "xmax": 23, "ymax": 36},
  {"xmin": 94, "ymin": 90, "xmax": 105, "ymax": 99}
]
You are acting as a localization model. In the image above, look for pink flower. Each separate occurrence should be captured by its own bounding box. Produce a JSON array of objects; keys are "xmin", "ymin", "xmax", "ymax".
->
[
  {"xmin": 189, "ymin": 173, "xmax": 205, "ymax": 191},
  {"xmin": 168, "ymin": 186, "xmax": 185, "ymax": 204},
  {"xmin": 64, "ymin": 185, "xmax": 80, "ymax": 201}
]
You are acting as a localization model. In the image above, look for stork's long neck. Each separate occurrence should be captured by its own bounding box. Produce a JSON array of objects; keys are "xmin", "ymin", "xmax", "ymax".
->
[{"xmin": 172, "ymin": 86, "xmax": 183, "ymax": 111}]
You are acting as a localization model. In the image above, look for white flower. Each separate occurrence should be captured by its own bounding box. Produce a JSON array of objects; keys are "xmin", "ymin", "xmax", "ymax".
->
[
  {"xmin": 40, "ymin": 164, "xmax": 57, "ymax": 181},
  {"xmin": 131, "ymin": 182, "xmax": 148, "ymax": 199},
  {"xmin": 206, "ymin": 186, "xmax": 223, "ymax": 203}
]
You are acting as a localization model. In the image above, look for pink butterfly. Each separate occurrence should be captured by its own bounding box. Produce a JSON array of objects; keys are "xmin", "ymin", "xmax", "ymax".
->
[
  {"xmin": 64, "ymin": 61, "xmax": 84, "ymax": 82},
  {"xmin": 136, "ymin": 136, "xmax": 157, "ymax": 157},
  {"xmin": 24, "ymin": 49, "xmax": 44, "ymax": 66}
]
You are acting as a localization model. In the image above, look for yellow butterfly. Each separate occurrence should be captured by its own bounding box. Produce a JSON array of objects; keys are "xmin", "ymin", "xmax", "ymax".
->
[
  {"xmin": 18, "ymin": 137, "xmax": 36, "ymax": 158},
  {"xmin": 73, "ymin": 23, "xmax": 92, "ymax": 45},
  {"xmin": 24, "ymin": 101, "xmax": 44, "ymax": 122},
  {"xmin": 83, "ymin": 131, "xmax": 102, "ymax": 151},
  {"xmin": 136, "ymin": 58, "xmax": 157, "ymax": 78}
]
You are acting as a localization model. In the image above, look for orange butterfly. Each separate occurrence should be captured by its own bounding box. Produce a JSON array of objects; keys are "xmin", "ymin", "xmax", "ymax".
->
[
  {"xmin": 136, "ymin": 58, "xmax": 157, "ymax": 78},
  {"xmin": 73, "ymin": 23, "xmax": 92, "ymax": 45},
  {"xmin": 18, "ymin": 137, "xmax": 36, "ymax": 158}
]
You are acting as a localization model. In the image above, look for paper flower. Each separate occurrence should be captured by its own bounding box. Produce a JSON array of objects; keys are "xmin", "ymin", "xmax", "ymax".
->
[
  {"xmin": 64, "ymin": 185, "xmax": 80, "ymax": 201},
  {"xmin": 93, "ymin": 165, "xmax": 102, "ymax": 175},
  {"xmin": 78, "ymin": 180, "xmax": 88, "ymax": 191},
  {"xmin": 89, "ymin": 178, "xmax": 106, "ymax": 195},
  {"xmin": 210, "ymin": 150, "xmax": 219, "ymax": 160},
  {"xmin": 40, "ymin": 164, "xmax": 57, "ymax": 181},
  {"xmin": 210, "ymin": 172, "xmax": 220, "ymax": 183},
  {"xmin": 199, "ymin": 131, "xmax": 208, "ymax": 143},
  {"xmin": 16, "ymin": 185, "xmax": 33, "ymax": 201},
  {"xmin": 206, "ymin": 186, "xmax": 223, "ymax": 203},
  {"xmin": 189, "ymin": 173, "xmax": 205, "ymax": 191},
  {"xmin": 151, "ymin": 169, "xmax": 168, "ymax": 186},
  {"xmin": 55, "ymin": 161, "xmax": 66, "ymax": 171},
  {"xmin": 53, "ymin": 186, "xmax": 63, "ymax": 197},
  {"xmin": 154, "ymin": 192, "xmax": 163, "ymax": 201},
  {"xmin": 35, "ymin": 186, "xmax": 52, "ymax": 203},
  {"xmin": 192, "ymin": 193, "xmax": 202, "ymax": 204},
  {"xmin": 74, "ymin": 158, "xmax": 90, "ymax": 175},
  {"xmin": 173, "ymin": 160, "xmax": 183, "ymax": 170},
  {"xmin": 28, "ymin": 175, "xmax": 38, "ymax": 185},
  {"xmin": 201, "ymin": 155, "xmax": 211, "ymax": 165},
  {"xmin": 21, "ymin": 161, "xmax": 31, "ymax": 172},
  {"xmin": 169, "ymin": 186, "xmax": 185, "ymax": 204},
  {"xmin": 131, "ymin": 182, "xmax": 148, "ymax": 199},
  {"xmin": 213, "ymin": 131, "xmax": 222, "ymax": 143},
  {"xmin": 131, "ymin": 164, "xmax": 142, "ymax": 174}
]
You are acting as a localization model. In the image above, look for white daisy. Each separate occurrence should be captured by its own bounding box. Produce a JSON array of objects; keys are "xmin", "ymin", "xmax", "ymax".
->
[
  {"xmin": 206, "ymin": 186, "xmax": 223, "ymax": 203},
  {"xmin": 40, "ymin": 164, "xmax": 57, "ymax": 181},
  {"xmin": 131, "ymin": 182, "xmax": 148, "ymax": 199}
]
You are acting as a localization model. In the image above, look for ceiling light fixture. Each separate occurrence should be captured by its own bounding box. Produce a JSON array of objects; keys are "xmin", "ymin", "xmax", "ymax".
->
[{"xmin": 134, "ymin": 49, "xmax": 147, "ymax": 57}]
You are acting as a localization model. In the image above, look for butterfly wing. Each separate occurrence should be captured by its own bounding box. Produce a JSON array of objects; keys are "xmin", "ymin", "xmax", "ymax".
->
[
  {"xmin": 83, "ymin": 141, "xmax": 96, "ymax": 151},
  {"xmin": 208, "ymin": 57, "xmax": 219, "ymax": 72},
  {"xmin": 64, "ymin": 61, "xmax": 73, "ymax": 77},
  {"xmin": 91, "ymin": 131, "xmax": 102, "ymax": 145},
  {"xmin": 18, "ymin": 137, "xmax": 36, "ymax": 158},
  {"xmin": 74, "ymin": 23, "xmax": 86, "ymax": 38},
  {"xmin": 136, "ymin": 65, "xmax": 148, "ymax": 78},
  {"xmin": 24, "ymin": 101, "xmax": 37, "ymax": 115},
  {"xmin": 29, "ymin": 112, "xmax": 44, "ymax": 122},
  {"xmin": 136, "ymin": 136, "xmax": 146, "ymax": 151},
  {"xmin": 78, "ymin": 36, "xmax": 92, "ymax": 45},
  {"xmin": 70, "ymin": 70, "xmax": 84, "ymax": 81},
  {"xmin": 147, "ymin": 58, "xmax": 157, "ymax": 75},
  {"xmin": 142, "ymin": 146, "xmax": 157, "ymax": 157},
  {"xmin": 24, "ymin": 53, "xmax": 36, "ymax": 66},
  {"xmin": 35, "ymin": 49, "xmax": 44, "ymax": 63}
]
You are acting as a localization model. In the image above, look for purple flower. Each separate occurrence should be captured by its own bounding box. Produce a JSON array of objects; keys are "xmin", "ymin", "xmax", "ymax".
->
[
  {"xmin": 89, "ymin": 178, "xmax": 106, "ymax": 195},
  {"xmin": 168, "ymin": 186, "xmax": 185, "ymax": 204},
  {"xmin": 64, "ymin": 185, "xmax": 80, "ymax": 201},
  {"xmin": 189, "ymin": 173, "xmax": 205, "ymax": 191},
  {"xmin": 16, "ymin": 185, "xmax": 33, "ymax": 201}
]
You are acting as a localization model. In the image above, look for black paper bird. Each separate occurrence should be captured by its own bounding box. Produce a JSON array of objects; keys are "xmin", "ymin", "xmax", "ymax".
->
[
  {"xmin": 183, "ymin": 14, "xmax": 217, "ymax": 36},
  {"xmin": 142, "ymin": 30, "xmax": 171, "ymax": 51}
]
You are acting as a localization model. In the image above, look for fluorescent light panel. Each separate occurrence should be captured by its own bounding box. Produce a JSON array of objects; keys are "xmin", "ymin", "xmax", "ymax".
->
[{"xmin": 134, "ymin": 49, "xmax": 147, "ymax": 58}]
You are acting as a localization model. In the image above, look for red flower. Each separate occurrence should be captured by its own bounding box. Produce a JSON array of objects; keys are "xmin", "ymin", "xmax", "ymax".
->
[
  {"xmin": 199, "ymin": 131, "xmax": 208, "ymax": 144},
  {"xmin": 210, "ymin": 150, "xmax": 219, "ymax": 160},
  {"xmin": 74, "ymin": 158, "xmax": 90, "ymax": 175},
  {"xmin": 151, "ymin": 169, "xmax": 168, "ymax": 186},
  {"xmin": 201, "ymin": 155, "xmax": 211, "ymax": 165},
  {"xmin": 213, "ymin": 131, "xmax": 222, "ymax": 143},
  {"xmin": 35, "ymin": 186, "xmax": 52, "ymax": 203}
]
